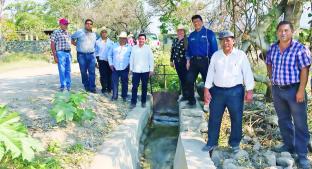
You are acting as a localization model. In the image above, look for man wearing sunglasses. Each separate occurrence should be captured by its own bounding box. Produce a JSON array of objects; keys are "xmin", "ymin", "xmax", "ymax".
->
[{"xmin": 72, "ymin": 19, "xmax": 97, "ymax": 93}]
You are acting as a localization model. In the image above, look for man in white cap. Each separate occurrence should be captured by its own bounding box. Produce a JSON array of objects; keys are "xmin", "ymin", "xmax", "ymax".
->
[
  {"xmin": 130, "ymin": 33, "xmax": 154, "ymax": 108},
  {"xmin": 108, "ymin": 31, "xmax": 132, "ymax": 101},
  {"xmin": 202, "ymin": 30, "xmax": 254, "ymax": 153},
  {"xmin": 50, "ymin": 18, "xmax": 72, "ymax": 92}
]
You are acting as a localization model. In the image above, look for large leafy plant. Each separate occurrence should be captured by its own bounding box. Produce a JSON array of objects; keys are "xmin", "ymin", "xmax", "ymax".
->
[
  {"xmin": 0, "ymin": 105, "xmax": 43, "ymax": 162},
  {"xmin": 49, "ymin": 92, "xmax": 95, "ymax": 123}
]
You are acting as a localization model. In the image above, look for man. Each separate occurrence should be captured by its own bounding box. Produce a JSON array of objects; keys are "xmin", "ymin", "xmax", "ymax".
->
[
  {"xmin": 95, "ymin": 28, "xmax": 114, "ymax": 94},
  {"xmin": 71, "ymin": 19, "xmax": 97, "ymax": 93},
  {"xmin": 186, "ymin": 15, "xmax": 218, "ymax": 106},
  {"xmin": 50, "ymin": 18, "xmax": 72, "ymax": 92},
  {"xmin": 108, "ymin": 32, "xmax": 132, "ymax": 101},
  {"xmin": 266, "ymin": 21, "xmax": 311, "ymax": 169},
  {"xmin": 130, "ymin": 33, "xmax": 154, "ymax": 108},
  {"xmin": 202, "ymin": 30, "xmax": 254, "ymax": 153}
]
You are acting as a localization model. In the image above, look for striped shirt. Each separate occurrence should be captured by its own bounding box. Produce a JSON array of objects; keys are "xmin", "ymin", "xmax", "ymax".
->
[
  {"xmin": 266, "ymin": 40, "xmax": 311, "ymax": 85},
  {"xmin": 50, "ymin": 29, "xmax": 71, "ymax": 51}
]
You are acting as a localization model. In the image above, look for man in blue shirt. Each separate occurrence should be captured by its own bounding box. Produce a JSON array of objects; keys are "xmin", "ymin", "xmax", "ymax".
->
[
  {"xmin": 108, "ymin": 32, "xmax": 132, "ymax": 101},
  {"xmin": 71, "ymin": 19, "xmax": 97, "ymax": 93},
  {"xmin": 95, "ymin": 28, "xmax": 114, "ymax": 94},
  {"xmin": 186, "ymin": 15, "xmax": 218, "ymax": 106}
]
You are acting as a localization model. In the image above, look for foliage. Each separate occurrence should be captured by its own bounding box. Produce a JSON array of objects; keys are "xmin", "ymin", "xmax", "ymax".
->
[
  {"xmin": 0, "ymin": 19, "xmax": 19, "ymax": 41},
  {"xmin": 298, "ymin": 29, "xmax": 311, "ymax": 45},
  {"xmin": 0, "ymin": 53, "xmax": 51, "ymax": 64},
  {"xmin": 0, "ymin": 105, "xmax": 44, "ymax": 162},
  {"xmin": 0, "ymin": 155, "xmax": 62, "ymax": 169},
  {"xmin": 65, "ymin": 143, "xmax": 84, "ymax": 154},
  {"xmin": 150, "ymin": 50, "xmax": 180, "ymax": 92},
  {"xmin": 49, "ymin": 92, "xmax": 95, "ymax": 123}
]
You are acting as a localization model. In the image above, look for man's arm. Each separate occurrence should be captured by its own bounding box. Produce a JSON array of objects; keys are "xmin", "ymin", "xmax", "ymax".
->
[
  {"xmin": 50, "ymin": 41, "xmax": 58, "ymax": 63},
  {"xmin": 296, "ymin": 66, "xmax": 309, "ymax": 102}
]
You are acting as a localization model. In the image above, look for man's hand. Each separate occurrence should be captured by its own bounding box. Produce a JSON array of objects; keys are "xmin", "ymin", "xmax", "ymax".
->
[
  {"xmin": 110, "ymin": 65, "xmax": 115, "ymax": 71},
  {"xmin": 245, "ymin": 90, "xmax": 253, "ymax": 103},
  {"xmin": 53, "ymin": 53, "xmax": 58, "ymax": 63},
  {"xmin": 296, "ymin": 89, "xmax": 305, "ymax": 103},
  {"xmin": 204, "ymin": 88, "xmax": 212, "ymax": 105},
  {"xmin": 170, "ymin": 61, "xmax": 174, "ymax": 68},
  {"xmin": 186, "ymin": 60, "xmax": 190, "ymax": 70},
  {"xmin": 149, "ymin": 71, "xmax": 154, "ymax": 77}
]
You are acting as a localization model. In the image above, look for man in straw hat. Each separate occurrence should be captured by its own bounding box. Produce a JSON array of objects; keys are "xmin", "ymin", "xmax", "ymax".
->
[
  {"xmin": 95, "ymin": 27, "xmax": 114, "ymax": 94},
  {"xmin": 108, "ymin": 31, "xmax": 132, "ymax": 101},
  {"xmin": 202, "ymin": 30, "xmax": 254, "ymax": 153},
  {"xmin": 50, "ymin": 18, "xmax": 72, "ymax": 92}
]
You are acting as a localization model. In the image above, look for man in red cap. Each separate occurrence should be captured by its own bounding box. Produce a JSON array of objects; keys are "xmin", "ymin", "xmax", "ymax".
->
[{"xmin": 50, "ymin": 18, "xmax": 72, "ymax": 92}]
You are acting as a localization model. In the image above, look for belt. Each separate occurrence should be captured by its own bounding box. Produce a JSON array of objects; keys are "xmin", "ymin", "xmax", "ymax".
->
[
  {"xmin": 192, "ymin": 56, "xmax": 208, "ymax": 59},
  {"xmin": 214, "ymin": 84, "xmax": 243, "ymax": 89},
  {"xmin": 273, "ymin": 83, "xmax": 299, "ymax": 89},
  {"xmin": 77, "ymin": 52, "xmax": 94, "ymax": 55},
  {"xmin": 58, "ymin": 50, "xmax": 71, "ymax": 53}
]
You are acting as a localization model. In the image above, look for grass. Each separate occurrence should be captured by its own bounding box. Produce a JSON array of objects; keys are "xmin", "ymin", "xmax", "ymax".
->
[{"xmin": 0, "ymin": 52, "xmax": 51, "ymax": 64}]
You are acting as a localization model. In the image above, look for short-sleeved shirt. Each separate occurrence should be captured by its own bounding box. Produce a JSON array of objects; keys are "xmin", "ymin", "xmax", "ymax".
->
[
  {"xmin": 50, "ymin": 29, "xmax": 71, "ymax": 51},
  {"xmin": 170, "ymin": 38, "xmax": 186, "ymax": 62},
  {"xmin": 266, "ymin": 40, "xmax": 311, "ymax": 85},
  {"xmin": 71, "ymin": 29, "xmax": 97, "ymax": 53}
]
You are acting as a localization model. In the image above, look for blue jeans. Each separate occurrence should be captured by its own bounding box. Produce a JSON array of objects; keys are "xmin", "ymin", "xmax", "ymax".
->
[
  {"xmin": 77, "ymin": 52, "xmax": 96, "ymax": 91},
  {"xmin": 131, "ymin": 72, "xmax": 149, "ymax": 104},
  {"xmin": 56, "ymin": 51, "xmax": 71, "ymax": 89},
  {"xmin": 207, "ymin": 84, "xmax": 244, "ymax": 147},
  {"xmin": 272, "ymin": 84, "xmax": 309, "ymax": 157},
  {"xmin": 112, "ymin": 67, "xmax": 129, "ymax": 99}
]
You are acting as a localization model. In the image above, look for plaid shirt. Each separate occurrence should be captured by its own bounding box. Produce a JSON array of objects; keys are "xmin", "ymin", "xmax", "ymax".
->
[
  {"xmin": 266, "ymin": 40, "xmax": 311, "ymax": 85},
  {"xmin": 51, "ymin": 29, "xmax": 71, "ymax": 51}
]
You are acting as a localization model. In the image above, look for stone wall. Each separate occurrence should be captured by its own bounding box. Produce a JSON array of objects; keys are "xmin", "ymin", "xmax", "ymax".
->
[{"xmin": 5, "ymin": 40, "xmax": 50, "ymax": 53}]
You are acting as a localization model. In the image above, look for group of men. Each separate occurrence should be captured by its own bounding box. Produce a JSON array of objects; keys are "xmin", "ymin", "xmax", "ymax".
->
[
  {"xmin": 51, "ymin": 15, "xmax": 312, "ymax": 168},
  {"xmin": 170, "ymin": 15, "xmax": 310, "ymax": 168},
  {"xmin": 50, "ymin": 18, "xmax": 154, "ymax": 108}
]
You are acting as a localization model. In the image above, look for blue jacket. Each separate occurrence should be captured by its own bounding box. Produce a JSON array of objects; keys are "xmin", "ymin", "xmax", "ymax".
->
[{"xmin": 187, "ymin": 27, "xmax": 218, "ymax": 59}]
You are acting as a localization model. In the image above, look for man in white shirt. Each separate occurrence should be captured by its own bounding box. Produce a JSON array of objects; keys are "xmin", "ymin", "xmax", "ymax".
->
[
  {"xmin": 130, "ymin": 33, "xmax": 154, "ymax": 108},
  {"xmin": 108, "ymin": 32, "xmax": 132, "ymax": 101},
  {"xmin": 202, "ymin": 30, "xmax": 254, "ymax": 153},
  {"xmin": 95, "ymin": 28, "xmax": 114, "ymax": 94}
]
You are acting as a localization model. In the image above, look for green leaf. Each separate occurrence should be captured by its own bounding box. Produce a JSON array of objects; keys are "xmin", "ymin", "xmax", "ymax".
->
[
  {"xmin": 81, "ymin": 108, "xmax": 95, "ymax": 121},
  {"xmin": 308, "ymin": 13, "xmax": 312, "ymax": 17},
  {"xmin": 0, "ymin": 144, "xmax": 5, "ymax": 161}
]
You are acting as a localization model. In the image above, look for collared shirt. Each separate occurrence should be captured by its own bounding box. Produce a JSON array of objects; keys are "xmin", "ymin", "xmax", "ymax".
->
[
  {"xmin": 108, "ymin": 43, "xmax": 132, "ymax": 71},
  {"xmin": 130, "ymin": 44, "xmax": 154, "ymax": 73},
  {"xmin": 50, "ymin": 29, "xmax": 71, "ymax": 51},
  {"xmin": 95, "ymin": 38, "xmax": 113, "ymax": 61},
  {"xmin": 205, "ymin": 48, "xmax": 255, "ymax": 91},
  {"xmin": 71, "ymin": 29, "xmax": 97, "ymax": 53},
  {"xmin": 170, "ymin": 38, "xmax": 186, "ymax": 62},
  {"xmin": 187, "ymin": 27, "xmax": 218, "ymax": 59},
  {"xmin": 266, "ymin": 40, "xmax": 311, "ymax": 85}
]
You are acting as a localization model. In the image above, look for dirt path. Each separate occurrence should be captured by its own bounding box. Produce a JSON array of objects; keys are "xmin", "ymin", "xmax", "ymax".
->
[{"xmin": 0, "ymin": 62, "xmax": 129, "ymax": 168}]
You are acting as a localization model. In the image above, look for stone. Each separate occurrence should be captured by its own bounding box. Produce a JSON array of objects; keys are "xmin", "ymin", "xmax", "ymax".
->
[
  {"xmin": 276, "ymin": 157, "xmax": 294, "ymax": 168},
  {"xmin": 242, "ymin": 135, "xmax": 252, "ymax": 144},
  {"xmin": 211, "ymin": 149, "xmax": 224, "ymax": 166},
  {"xmin": 223, "ymin": 159, "xmax": 237, "ymax": 169},
  {"xmin": 264, "ymin": 150, "xmax": 276, "ymax": 166},
  {"xmin": 234, "ymin": 149, "xmax": 249, "ymax": 161},
  {"xmin": 253, "ymin": 141, "xmax": 261, "ymax": 151},
  {"xmin": 280, "ymin": 152, "xmax": 292, "ymax": 158}
]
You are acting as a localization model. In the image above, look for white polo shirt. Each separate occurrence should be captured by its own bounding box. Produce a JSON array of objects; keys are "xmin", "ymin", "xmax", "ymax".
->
[{"xmin": 205, "ymin": 48, "xmax": 254, "ymax": 91}]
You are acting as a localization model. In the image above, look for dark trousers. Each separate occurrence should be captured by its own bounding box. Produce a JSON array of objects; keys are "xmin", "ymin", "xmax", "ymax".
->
[
  {"xmin": 174, "ymin": 59, "xmax": 187, "ymax": 97},
  {"xmin": 186, "ymin": 57, "xmax": 209, "ymax": 101},
  {"xmin": 112, "ymin": 67, "xmax": 129, "ymax": 99},
  {"xmin": 77, "ymin": 52, "xmax": 96, "ymax": 91},
  {"xmin": 207, "ymin": 85, "xmax": 244, "ymax": 147},
  {"xmin": 98, "ymin": 59, "xmax": 112, "ymax": 92},
  {"xmin": 131, "ymin": 72, "xmax": 149, "ymax": 104},
  {"xmin": 272, "ymin": 84, "xmax": 309, "ymax": 157}
]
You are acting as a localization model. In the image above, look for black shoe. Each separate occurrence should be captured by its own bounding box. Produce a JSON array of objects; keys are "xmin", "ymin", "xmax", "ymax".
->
[
  {"xmin": 179, "ymin": 96, "xmax": 188, "ymax": 101},
  {"xmin": 111, "ymin": 97, "xmax": 117, "ymax": 101},
  {"xmin": 59, "ymin": 88, "xmax": 65, "ymax": 92},
  {"xmin": 141, "ymin": 102, "xmax": 146, "ymax": 108},
  {"xmin": 101, "ymin": 89, "xmax": 106, "ymax": 94},
  {"xmin": 187, "ymin": 100, "xmax": 196, "ymax": 107},
  {"xmin": 123, "ymin": 98, "xmax": 127, "ymax": 102},
  {"xmin": 130, "ymin": 103, "xmax": 136, "ymax": 109}
]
